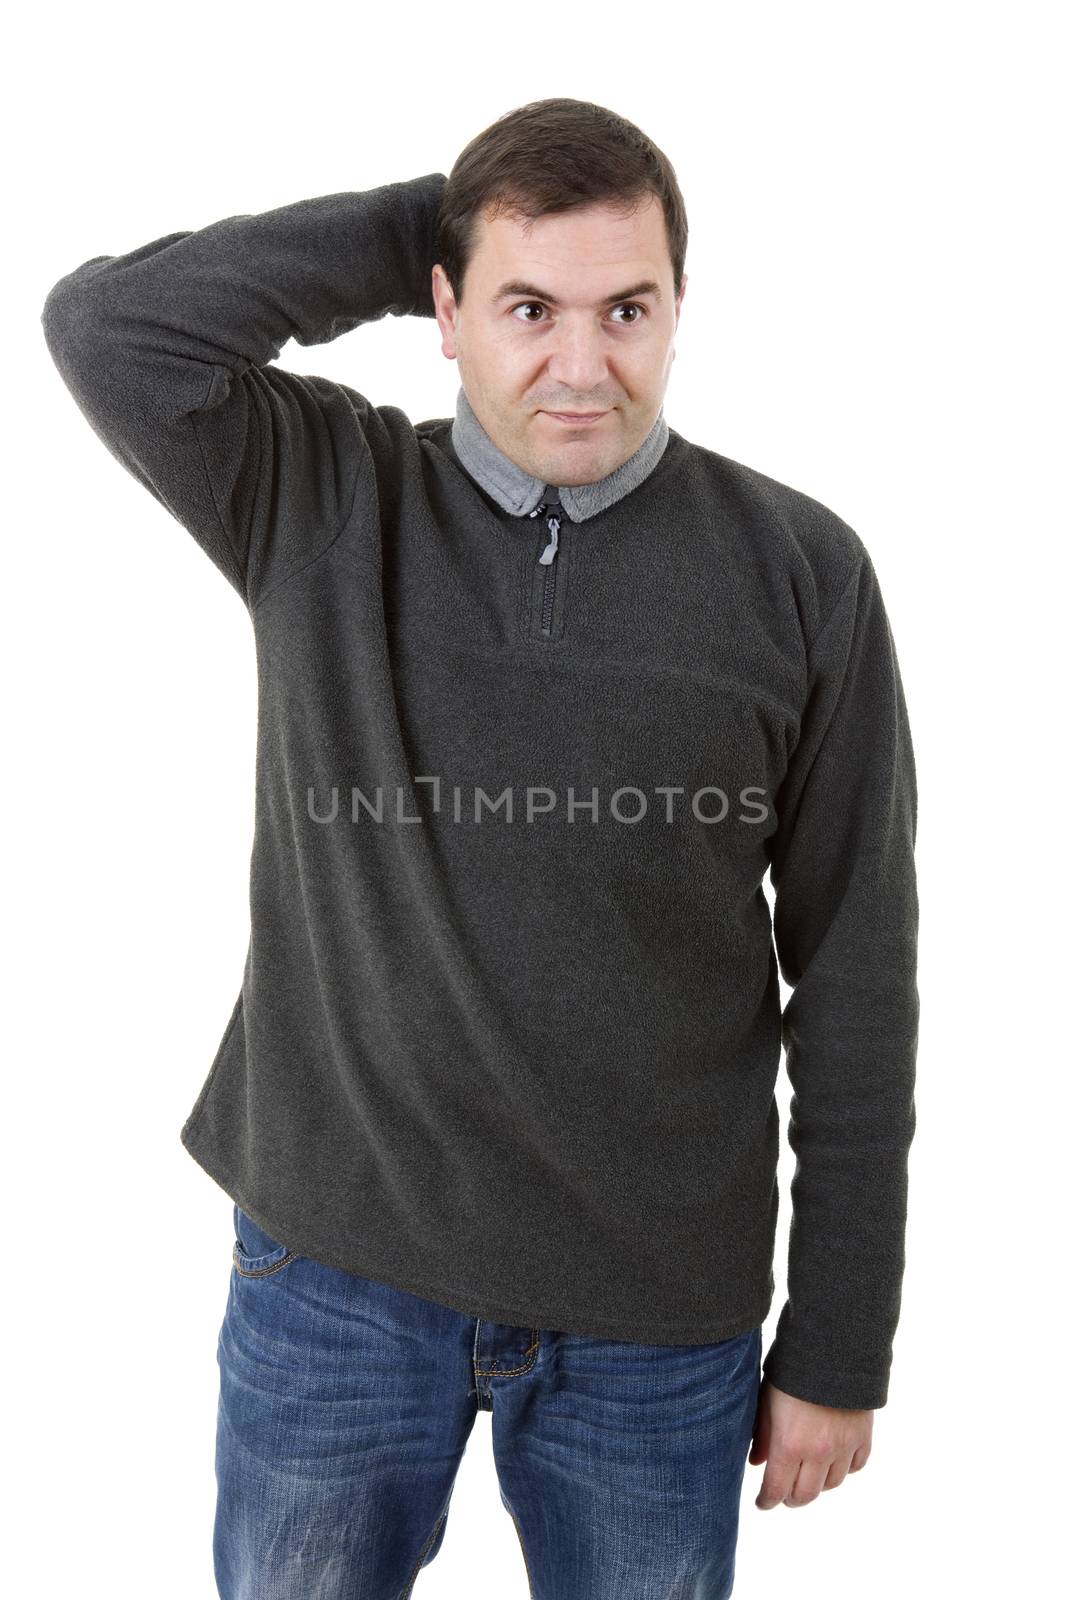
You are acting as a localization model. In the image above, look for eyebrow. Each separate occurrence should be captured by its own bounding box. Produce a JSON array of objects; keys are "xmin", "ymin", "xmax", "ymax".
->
[{"xmin": 490, "ymin": 278, "xmax": 663, "ymax": 307}]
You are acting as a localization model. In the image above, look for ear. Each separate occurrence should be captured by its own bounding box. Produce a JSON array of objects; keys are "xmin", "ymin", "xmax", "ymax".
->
[{"xmin": 432, "ymin": 264, "xmax": 459, "ymax": 358}]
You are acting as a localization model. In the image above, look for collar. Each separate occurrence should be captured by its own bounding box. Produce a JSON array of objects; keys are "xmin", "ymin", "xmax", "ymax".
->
[{"xmin": 449, "ymin": 385, "xmax": 670, "ymax": 522}]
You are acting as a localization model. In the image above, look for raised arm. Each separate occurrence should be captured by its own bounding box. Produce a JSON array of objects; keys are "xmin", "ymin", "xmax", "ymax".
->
[{"xmin": 40, "ymin": 170, "xmax": 448, "ymax": 608}]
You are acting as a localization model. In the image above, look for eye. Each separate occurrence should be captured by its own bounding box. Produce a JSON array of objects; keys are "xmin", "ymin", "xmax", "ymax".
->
[
  {"xmin": 511, "ymin": 301, "xmax": 548, "ymax": 323},
  {"xmin": 610, "ymin": 302, "xmax": 647, "ymax": 324},
  {"xmin": 509, "ymin": 301, "xmax": 648, "ymax": 325}
]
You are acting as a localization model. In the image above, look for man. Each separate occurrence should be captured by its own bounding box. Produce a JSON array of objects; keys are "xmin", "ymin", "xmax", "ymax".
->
[{"xmin": 41, "ymin": 96, "xmax": 919, "ymax": 1600}]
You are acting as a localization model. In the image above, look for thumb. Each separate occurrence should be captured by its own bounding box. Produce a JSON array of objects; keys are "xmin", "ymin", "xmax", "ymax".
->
[{"xmin": 749, "ymin": 1383, "xmax": 770, "ymax": 1466}]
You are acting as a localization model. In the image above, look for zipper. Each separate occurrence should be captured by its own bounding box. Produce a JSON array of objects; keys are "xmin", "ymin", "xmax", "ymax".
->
[{"xmin": 530, "ymin": 486, "xmax": 565, "ymax": 638}]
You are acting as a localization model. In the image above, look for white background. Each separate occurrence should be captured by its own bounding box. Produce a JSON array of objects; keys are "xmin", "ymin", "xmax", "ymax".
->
[{"xmin": 8, "ymin": 1, "xmax": 1062, "ymax": 1594}]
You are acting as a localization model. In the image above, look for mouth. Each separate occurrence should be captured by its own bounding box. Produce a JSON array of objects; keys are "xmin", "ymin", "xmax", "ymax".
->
[{"xmin": 541, "ymin": 409, "xmax": 609, "ymax": 426}]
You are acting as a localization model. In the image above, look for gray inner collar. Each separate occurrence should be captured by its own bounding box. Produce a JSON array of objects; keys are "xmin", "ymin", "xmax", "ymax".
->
[{"xmin": 449, "ymin": 385, "xmax": 669, "ymax": 522}]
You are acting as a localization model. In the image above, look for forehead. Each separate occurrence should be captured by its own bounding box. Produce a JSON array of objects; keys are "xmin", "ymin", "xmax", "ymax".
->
[{"xmin": 469, "ymin": 194, "xmax": 670, "ymax": 295}]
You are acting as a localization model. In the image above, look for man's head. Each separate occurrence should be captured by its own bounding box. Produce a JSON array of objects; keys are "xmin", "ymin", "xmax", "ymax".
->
[{"xmin": 431, "ymin": 99, "xmax": 688, "ymax": 488}]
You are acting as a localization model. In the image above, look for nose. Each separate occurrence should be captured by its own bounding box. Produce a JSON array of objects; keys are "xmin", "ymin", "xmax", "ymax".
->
[{"xmin": 543, "ymin": 321, "xmax": 613, "ymax": 397}]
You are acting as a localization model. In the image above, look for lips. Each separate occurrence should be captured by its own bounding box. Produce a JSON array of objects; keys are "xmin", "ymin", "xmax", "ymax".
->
[{"xmin": 543, "ymin": 410, "xmax": 608, "ymax": 423}]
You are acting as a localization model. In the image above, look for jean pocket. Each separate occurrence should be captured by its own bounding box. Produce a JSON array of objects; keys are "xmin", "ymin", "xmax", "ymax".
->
[{"xmin": 232, "ymin": 1202, "xmax": 299, "ymax": 1279}]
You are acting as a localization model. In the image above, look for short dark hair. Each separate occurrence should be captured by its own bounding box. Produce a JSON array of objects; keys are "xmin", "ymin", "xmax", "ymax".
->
[{"xmin": 435, "ymin": 98, "xmax": 688, "ymax": 309}]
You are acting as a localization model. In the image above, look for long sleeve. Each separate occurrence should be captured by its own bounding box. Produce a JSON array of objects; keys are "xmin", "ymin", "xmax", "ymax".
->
[
  {"xmin": 40, "ymin": 171, "xmax": 448, "ymax": 608},
  {"xmin": 762, "ymin": 546, "xmax": 920, "ymax": 1411}
]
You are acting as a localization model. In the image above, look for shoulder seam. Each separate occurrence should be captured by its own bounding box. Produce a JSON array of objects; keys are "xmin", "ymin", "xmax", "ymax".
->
[
  {"xmin": 186, "ymin": 409, "xmax": 248, "ymax": 598},
  {"xmin": 804, "ymin": 549, "xmax": 867, "ymax": 666},
  {"xmin": 249, "ymin": 419, "xmax": 372, "ymax": 617}
]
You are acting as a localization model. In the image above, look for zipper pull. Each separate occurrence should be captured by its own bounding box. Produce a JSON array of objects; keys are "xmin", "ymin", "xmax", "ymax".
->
[
  {"xmin": 536, "ymin": 485, "xmax": 564, "ymax": 565},
  {"xmin": 538, "ymin": 511, "xmax": 562, "ymax": 565}
]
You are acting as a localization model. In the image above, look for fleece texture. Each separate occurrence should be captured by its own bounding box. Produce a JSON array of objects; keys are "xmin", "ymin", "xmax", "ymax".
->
[{"xmin": 41, "ymin": 170, "xmax": 920, "ymax": 1410}]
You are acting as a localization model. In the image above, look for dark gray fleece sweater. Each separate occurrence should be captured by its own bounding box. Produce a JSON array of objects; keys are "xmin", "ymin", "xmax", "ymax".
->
[{"xmin": 40, "ymin": 170, "xmax": 920, "ymax": 1411}]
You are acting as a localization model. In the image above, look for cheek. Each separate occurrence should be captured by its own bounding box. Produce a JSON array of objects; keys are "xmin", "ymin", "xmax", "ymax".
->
[{"xmin": 471, "ymin": 335, "xmax": 524, "ymax": 386}]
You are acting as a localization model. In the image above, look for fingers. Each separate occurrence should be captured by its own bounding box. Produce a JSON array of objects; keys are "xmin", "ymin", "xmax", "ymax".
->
[
  {"xmin": 755, "ymin": 1454, "xmax": 803, "ymax": 1509},
  {"xmin": 755, "ymin": 1449, "xmax": 860, "ymax": 1508}
]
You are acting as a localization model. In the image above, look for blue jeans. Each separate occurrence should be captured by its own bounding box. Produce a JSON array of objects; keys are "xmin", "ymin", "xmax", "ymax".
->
[{"xmin": 215, "ymin": 1202, "xmax": 763, "ymax": 1600}]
